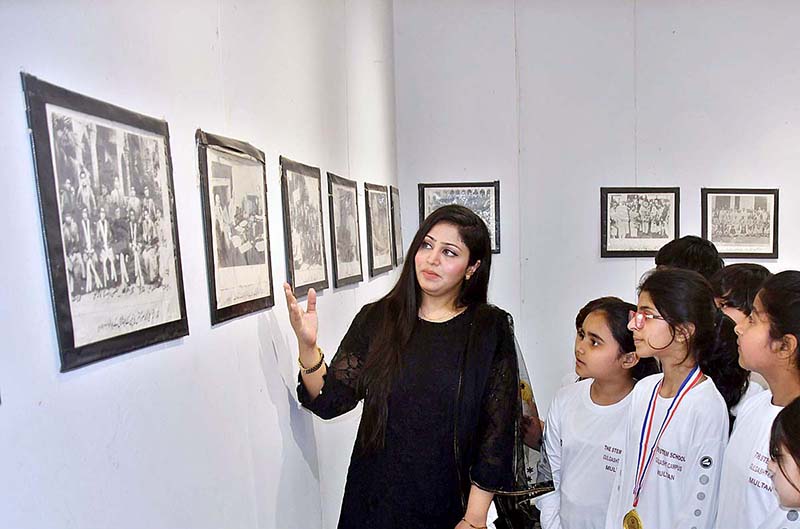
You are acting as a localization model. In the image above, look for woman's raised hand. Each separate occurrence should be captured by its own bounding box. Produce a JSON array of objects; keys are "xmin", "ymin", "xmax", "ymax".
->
[{"xmin": 283, "ymin": 282, "xmax": 318, "ymax": 351}]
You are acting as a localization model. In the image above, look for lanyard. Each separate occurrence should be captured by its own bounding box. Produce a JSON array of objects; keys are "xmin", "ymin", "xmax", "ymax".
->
[{"xmin": 632, "ymin": 366, "xmax": 704, "ymax": 507}]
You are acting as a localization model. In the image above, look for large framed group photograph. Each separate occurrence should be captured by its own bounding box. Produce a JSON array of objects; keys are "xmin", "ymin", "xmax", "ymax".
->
[
  {"xmin": 22, "ymin": 73, "xmax": 188, "ymax": 371},
  {"xmin": 601, "ymin": 187, "xmax": 680, "ymax": 258},
  {"xmin": 418, "ymin": 181, "xmax": 500, "ymax": 253},
  {"xmin": 701, "ymin": 188, "xmax": 779, "ymax": 259},
  {"xmin": 280, "ymin": 157, "xmax": 328, "ymax": 297},
  {"xmin": 365, "ymin": 183, "xmax": 393, "ymax": 277},
  {"xmin": 197, "ymin": 130, "xmax": 274, "ymax": 324},
  {"xmin": 327, "ymin": 172, "xmax": 363, "ymax": 287}
]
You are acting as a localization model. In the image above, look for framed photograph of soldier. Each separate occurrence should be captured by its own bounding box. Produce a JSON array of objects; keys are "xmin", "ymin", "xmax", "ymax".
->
[
  {"xmin": 390, "ymin": 185, "xmax": 404, "ymax": 266},
  {"xmin": 21, "ymin": 73, "xmax": 188, "ymax": 372},
  {"xmin": 364, "ymin": 183, "xmax": 393, "ymax": 277},
  {"xmin": 280, "ymin": 156, "xmax": 328, "ymax": 297},
  {"xmin": 327, "ymin": 172, "xmax": 363, "ymax": 288},
  {"xmin": 701, "ymin": 188, "xmax": 779, "ymax": 259},
  {"xmin": 196, "ymin": 130, "xmax": 274, "ymax": 324},
  {"xmin": 418, "ymin": 181, "xmax": 501, "ymax": 253},
  {"xmin": 600, "ymin": 187, "xmax": 680, "ymax": 258}
]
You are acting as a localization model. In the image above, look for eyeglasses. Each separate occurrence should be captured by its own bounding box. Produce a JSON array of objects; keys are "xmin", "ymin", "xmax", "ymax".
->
[{"xmin": 628, "ymin": 310, "xmax": 666, "ymax": 330}]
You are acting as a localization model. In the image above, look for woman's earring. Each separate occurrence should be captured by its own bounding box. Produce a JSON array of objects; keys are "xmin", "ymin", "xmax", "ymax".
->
[{"xmin": 465, "ymin": 273, "xmax": 472, "ymax": 281}]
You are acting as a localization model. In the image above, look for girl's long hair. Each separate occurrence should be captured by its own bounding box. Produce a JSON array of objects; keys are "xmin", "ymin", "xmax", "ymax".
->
[
  {"xmin": 357, "ymin": 205, "xmax": 491, "ymax": 452},
  {"xmin": 639, "ymin": 267, "xmax": 749, "ymax": 414},
  {"xmin": 759, "ymin": 270, "xmax": 800, "ymax": 369}
]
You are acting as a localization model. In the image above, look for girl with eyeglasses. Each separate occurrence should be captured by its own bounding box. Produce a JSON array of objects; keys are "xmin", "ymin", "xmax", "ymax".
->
[
  {"xmin": 715, "ymin": 271, "xmax": 800, "ymax": 529},
  {"xmin": 536, "ymin": 297, "xmax": 659, "ymax": 529},
  {"xmin": 604, "ymin": 268, "xmax": 736, "ymax": 529}
]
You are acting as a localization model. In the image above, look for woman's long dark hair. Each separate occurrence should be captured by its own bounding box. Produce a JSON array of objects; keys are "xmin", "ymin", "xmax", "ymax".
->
[
  {"xmin": 357, "ymin": 205, "xmax": 492, "ymax": 452},
  {"xmin": 770, "ymin": 396, "xmax": 800, "ymax": 495},
  {"xmin": 639, "ymin": 267, "xmax": 749, "ymax": 414},
  {"xmin": 576, "ymin": 297, "xmax": 660, "ymax": 381}
]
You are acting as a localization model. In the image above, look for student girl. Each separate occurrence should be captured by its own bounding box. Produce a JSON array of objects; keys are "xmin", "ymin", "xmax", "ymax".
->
[
  {"xmin": 768, "ymin": 397, "xmax": 800, "ymax": 513},
  {"xmin": 537, "ymin": 297, "xmax": 659, "ymax": 529},
  {"xmin": 604, "ymin": 268, "xmax": 733, "ymax": 529},
  {"xmin": 715, "ymin": 271, "xmax": 800, "ymax": 529}
]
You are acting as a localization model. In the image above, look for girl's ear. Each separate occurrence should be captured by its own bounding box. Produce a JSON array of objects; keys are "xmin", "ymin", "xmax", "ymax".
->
[
  {"xmin": 675, "ymin": 323, "xmax": 695, "ymax": 344},
  {"xmin": 776, "ymin": 334, "xmax": 799, "ymax": 361},
  {"xmin": 620, "ymin": 351, "xmax": 640, "ymax": 370}
]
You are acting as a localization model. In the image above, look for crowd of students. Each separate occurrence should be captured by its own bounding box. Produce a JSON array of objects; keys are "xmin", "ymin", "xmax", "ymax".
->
[{"xmin": 531, "ymin": 236, "xmax": 800, "ymax": 529}]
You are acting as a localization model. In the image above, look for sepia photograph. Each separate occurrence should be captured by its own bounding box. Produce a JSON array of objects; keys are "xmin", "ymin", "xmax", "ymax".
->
[
  {"xmin": 197, "ymin": 130, "xmax": 274, "ymax": 324},
  {"xmin": 327, "ymin": 173, "xmax": 363, "ymax": 287},
  {"xmin": 702, "ymin": 188, "xmax": 778, "ymax": 258},
  {"xmin": 418, "ymin": 181, "xmax": 500, "ymax": 253},
  {"xmin": 600, "ymin": 187, "xmax": 680, "ymax": 258},
  {"xmin": 390, "ymin": 185, "xmax": 404, "ymax": 266},
  {"xmin": 365, "ymin": 183, "xmax": 393, "ymax": 277},
  {"xmin": 22, "ymin": 74, "xmax": 188, "ymax": 371},
  {"xmin": 280, "ymin": 157, "xmax": 328, "ymax": 297}
]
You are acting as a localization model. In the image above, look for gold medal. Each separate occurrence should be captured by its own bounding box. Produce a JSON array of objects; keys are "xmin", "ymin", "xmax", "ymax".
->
[{"xmin": 623, "ymin": 509, "xmax": 643, "ymax": 529}]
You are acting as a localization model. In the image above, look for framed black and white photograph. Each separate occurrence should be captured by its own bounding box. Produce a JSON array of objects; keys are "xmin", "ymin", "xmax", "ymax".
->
[
  {"xmin": 390, "ymin": 185, "xmax": 404, "ymax": 266},
  {"xmin": 418, "ymin": 181, "xmax": 500, "ymax": 253},
  {"xmin": 21, "ymin": 73, "xmax": 188, "ymax": 371},
  {"xmin": 365, "ymin": 183, "xmax": 393, "ymax": 277},
  {"xmin": 601, "ymin": 187, "xmax": 680, "ymax": 258},
  {"xmin": 280, "ymin": 157, "xmax": 328, "ymax": 297},
  {"xmin": 327, "ymin": 172, "xmax": 363, "ymax": 287},
  {"xmin": 197, "ymin": 130, "xmax": 274, "ymax": 324},
  {"xmin": 701, "ymin": 188, "xmax": 779, "ymax": 259}
]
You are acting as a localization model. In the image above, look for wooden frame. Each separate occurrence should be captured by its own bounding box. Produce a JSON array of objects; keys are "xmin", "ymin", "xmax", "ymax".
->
[
  {"xmin": 701, "ymin": 188, "xmax": 779, "ymax": 259},
  {"xmin": 365, "ymin": 183, "xmax": 393, "ymax": 277},
  {"xmin": 600, "ymin": 187, "xmax": 680, "ymax": 258},
  {"xmin": 327, "ymin": 172, "xmax": 363, "ymax": 287}
]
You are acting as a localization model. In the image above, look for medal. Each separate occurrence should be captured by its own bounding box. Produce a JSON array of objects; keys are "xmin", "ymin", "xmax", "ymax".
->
[
  {"xmin": 628, "ymin": 367, "xmax": 704, "ymax": 521},
  {"xmin": 623, "ymin": 509, "xmax": 643, "ymax": 529}
]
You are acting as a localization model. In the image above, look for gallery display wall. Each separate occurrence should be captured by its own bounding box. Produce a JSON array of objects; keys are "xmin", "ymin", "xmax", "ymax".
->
[
  {"xmin": 0, "ymin": 1, "xmax": 398, "ymax": 529},
  {"xmin": 394, "ymin": 0, "xmax": 800, "ymax": 416}
]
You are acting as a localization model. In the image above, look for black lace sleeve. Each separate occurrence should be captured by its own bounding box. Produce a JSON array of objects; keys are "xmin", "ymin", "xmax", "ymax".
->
[
  {"xmin": 297, "ymin": 304, "xmax": 374, "ymax": 420},
  {"xmin": 470, "ymin": 314, "xmax": 520, "ymax": 492}
]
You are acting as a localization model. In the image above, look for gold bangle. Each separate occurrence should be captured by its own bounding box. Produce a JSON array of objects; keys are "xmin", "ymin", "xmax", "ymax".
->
[
  {"xmin": 299, "ymin": 346, "xmax": 324, "ymax": 375},
  {"xmin": 461, "ymin": 518, "xmax": 487, "ymax": 529}
]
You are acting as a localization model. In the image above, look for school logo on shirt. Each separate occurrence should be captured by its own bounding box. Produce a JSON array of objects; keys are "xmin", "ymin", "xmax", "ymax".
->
[{"xmin": 700, "ymin": 456, "xmax": 713, "ymax": 469}]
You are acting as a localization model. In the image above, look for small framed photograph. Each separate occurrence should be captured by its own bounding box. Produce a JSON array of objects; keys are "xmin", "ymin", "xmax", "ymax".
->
[
  {"xmin": 701, "ymin": 188, "xmax": 778, "ymax": 258},
  {"xmin": 418, "ymin": 181, "xmax": 500, "ymax": 253},
  {"xmin": 21, "ymin": 73, "xmax": 189, "ymax": 371},
  {"xmin": 196, "ymin": 130, "xmax": 274, "ymax": 324},
  {"xmin": 390, "ymin": 185, "xmax": 404, "ymax": 266},
  {"xmin": 280, "ymin": 157, "xmax": 328, "ymax": 297},
  {"xmin": 327, "ymin": 172, "xmax": 363, "ymax": 287},
  {"xmin": 601, "ymin": 187, "xmax": 680, "ymax": 258},
  {"xmin": 365, "ymin": 183, "xmax": 393, "ymax": 277}
]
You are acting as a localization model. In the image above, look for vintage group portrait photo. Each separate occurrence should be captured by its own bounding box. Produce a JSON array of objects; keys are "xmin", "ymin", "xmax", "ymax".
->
[
  {"xmin": 197, "ymin": 130, "xmax": 274, "ymax": 324},
  {"xmin": 22, "ymin": 73, "xmax": 188, "ymax": 371},
  {"xmin": 418, "ymin": 181, "xmax": 501, "ymax": 253},
  {"xmin": 600, "ymin": 187, "xmax": 680, "ymax": 258},
  {"xmin": 280, "ymin": 157, "xmax": 329, "ymax": 297},
  {"xmin": 701, "ymin": 188, "xmax": 779, "ymax": 259}
]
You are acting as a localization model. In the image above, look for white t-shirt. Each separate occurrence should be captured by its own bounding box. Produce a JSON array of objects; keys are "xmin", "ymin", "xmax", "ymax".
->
[
  {"xmin": 537, "ymin": 378, "xmax": 631, "ymax": 529},
  {"xmin": 729, "ymin": 376, "xmax": 766, "ymax": 418},
  {"xmin": 604, "ymin": 373, "xmax": 729, "ymax": 529},
  {"xmin": 716, "ymin": 390, "xmax": 800, "ymax": 529}
]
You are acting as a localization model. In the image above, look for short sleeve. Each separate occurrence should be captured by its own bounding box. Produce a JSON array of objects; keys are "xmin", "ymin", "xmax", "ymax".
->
[{"xmin": 297, "ymin": 304, "xmax": 374, "ymax": 420}]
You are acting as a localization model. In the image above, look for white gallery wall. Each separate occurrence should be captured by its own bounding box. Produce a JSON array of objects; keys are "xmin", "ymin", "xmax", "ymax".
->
[
  {"xmin": 394, "ymin": 0, "xmax": 800, "ymax": 415},
  {"xmin": 0, "ymin": 1, "xmax": 398, "ymax": 529}
]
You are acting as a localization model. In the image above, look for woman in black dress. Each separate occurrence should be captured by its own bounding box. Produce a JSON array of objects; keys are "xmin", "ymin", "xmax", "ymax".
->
[{"xmin": 284, "ymin": 205, "xmax": 531, "ymax": 529}]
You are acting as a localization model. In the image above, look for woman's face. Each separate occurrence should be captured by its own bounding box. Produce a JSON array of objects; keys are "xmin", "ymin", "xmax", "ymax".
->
[
  {"xmin": 414, "ymin": 221, "xmax": 478, "ymax": 303},
  {"xmin": 628, "ymin": 291, "xmax": 674, "ymax": 359},
  {"xmin": 734, "ymin": 294, "xmax": 779, "ymax": 372},
  {"xmin": 768, "ymin": 444, "xmax": 800, "ymax": 508}
]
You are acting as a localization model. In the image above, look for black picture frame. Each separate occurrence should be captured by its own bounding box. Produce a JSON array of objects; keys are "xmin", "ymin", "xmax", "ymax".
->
[
  {"xmin": 196, "ymin": 130, "xmax": 275, "ymax": 325},
  {"xmin": 418, "ymin": 181, "xmax": 501, "ymax": 253},
  {"xmin": 390, "ymin": 185, "xmax": 404, "ymax": 266},
  {"xmin": 600, "ymin": 187, "xmax": 681, "ymax": 258},
  {"xmin": 21, "ymin": 73, "xmax": 189, "ymax": 372},
  {"xmin": 327, "ymin": 172, "xmax": 363, "ymax": 287},
  {"xmin": 280, "ymin": 156, "xmax": 329, "ymax": 297},
  {"xmin": 701, "ymin": 188, "xmax": 779, "ymax": 259},
  {"xmin": 365, "ymin": 183, "xmax": 394, "ymax": 277}
]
